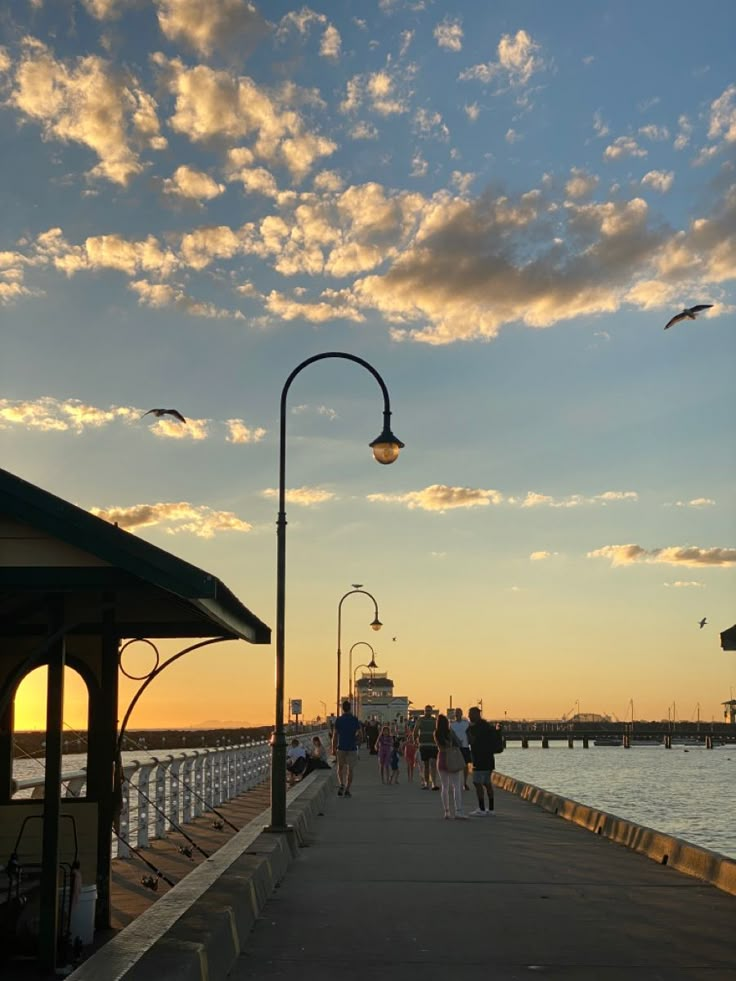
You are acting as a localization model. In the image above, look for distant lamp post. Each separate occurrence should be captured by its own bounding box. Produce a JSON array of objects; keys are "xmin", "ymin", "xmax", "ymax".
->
[
  {"xmin": 348, "ymin": 641, "xmax": 377, "ymax": 700},
  {"xmin": 336, "ymin": 586, "xmax": 383, "ymax": 717},
  {"xmin": 354, "ymin": 656, "xmax": 379, "ymax": 720},
  {"xmin": 269, "ymin": 353, "xmax": 403, "ymax": 833}
]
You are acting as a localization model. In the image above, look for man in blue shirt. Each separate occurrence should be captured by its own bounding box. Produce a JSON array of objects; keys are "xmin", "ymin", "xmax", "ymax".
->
[{"xmin": 331, "ymin": 700, "xmax": 362, "ymax": 797}]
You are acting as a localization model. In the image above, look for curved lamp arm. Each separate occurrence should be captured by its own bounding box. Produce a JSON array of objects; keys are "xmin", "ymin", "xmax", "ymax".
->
[
  {"xmin": 337, "ymin": 588, "xmax": 381, "ymax": 715},
  {"xmin": 348, "ymin": 641, "xmax": 376, "ymax": 701}
]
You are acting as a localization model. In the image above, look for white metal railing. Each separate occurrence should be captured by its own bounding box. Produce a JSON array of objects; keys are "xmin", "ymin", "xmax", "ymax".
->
[{"xmin": 13, "ymin": 730, "xmax": 329, "ymax": 857}]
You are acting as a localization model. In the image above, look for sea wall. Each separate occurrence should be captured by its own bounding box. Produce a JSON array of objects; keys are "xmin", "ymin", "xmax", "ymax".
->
[
  {"xmin": 68, "ymin": 769, "xmax": 334, "ymax": 981},
  {"xmin": 493, "ymin": 770, "xmax": 736, "ymax": 897}
]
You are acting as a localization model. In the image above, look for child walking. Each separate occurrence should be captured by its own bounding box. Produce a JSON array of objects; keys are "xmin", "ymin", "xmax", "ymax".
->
[
  {"xmin": 376, "ymin": 724, "xmax": 393, "ymax": 784},
  {"xmin": 404, "ymin": 736, "xmax": 417, "ymax": 783},
  {"xmin": 389, "ymin": 737, "xmax": 402, "ymax": 784}
]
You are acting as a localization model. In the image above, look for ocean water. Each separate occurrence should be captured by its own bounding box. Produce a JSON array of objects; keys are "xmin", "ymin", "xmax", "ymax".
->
[{"xmin": 496, "ymin": 743, "xmax": 736, "ymax": 860}]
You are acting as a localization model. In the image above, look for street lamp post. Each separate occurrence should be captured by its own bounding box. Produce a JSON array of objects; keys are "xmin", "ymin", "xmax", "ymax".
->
[
  {"xmin": 348, "ymin": 641, "xmax": 377, "ymax": 702},
  {"xmin": 336, "ymin": 587, "xmax": 382, "ymax": 717},
  {"xmin": 268, "ymin": 352, "xmax": 403, "ymax": 832},
  {"xmin": 353, "ymin": 656, "xmax": 379, "ymax": 721}
]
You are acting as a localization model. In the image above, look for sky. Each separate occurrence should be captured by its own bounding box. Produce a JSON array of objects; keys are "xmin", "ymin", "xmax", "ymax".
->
[{"xmin": 1, "ymin": 0, "xmax": 734, "ymax": 732}]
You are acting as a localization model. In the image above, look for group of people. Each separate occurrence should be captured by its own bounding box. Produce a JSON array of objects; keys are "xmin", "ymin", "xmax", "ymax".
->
[
  {"xmin": 329, "ymin": 699, "xmax": 504, "ymax": 819},
  {"xmin": 286, "ymin": 734, "xmax": 331, "ymax": 785}
]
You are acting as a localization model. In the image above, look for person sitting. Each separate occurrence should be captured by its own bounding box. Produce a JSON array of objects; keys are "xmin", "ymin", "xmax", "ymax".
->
[{"xmin": 286, "ymin": 738, "xmax": 307, "ymax": 784}]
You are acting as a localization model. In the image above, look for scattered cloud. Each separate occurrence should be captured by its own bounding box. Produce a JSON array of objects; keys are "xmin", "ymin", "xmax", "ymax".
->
[
  {"xmin": 464, "ymin": 102, "xmax": 480, "ymax": 122},
  {"xmin": 530, "ymin": 550, "xmax": 557, "ymax": 560},
  {"xmin": 261, "ymin": 486, "xmax": 336, "ymax": 505},
  {"xmin": 505, "ymin": 127, "xmax": 521, "ymax": 144},
  {"xmin": 163, "ymin": 164, "xmax": 225, "ymax": 201},
  {"xmin": 517, "ymin": 490, "xmax": 637, "ymax": 508},
  {"xmin": 638, "ymin": 124, "xmax": 669, "ymax": 141},
  {"xmin": 603, "ymin": 136, "xmax": 647, "ymax": 160},
  {"xmin": 593, "ymin": 110, "xmax": 609, "ymax": 138},
  {"xmin": 674, "ymin": 114, "xmax": 693, "ymax": 150},
  {"xmin": 367, "ymin": 484, "xmax": 504, "ymax": 512},
  {"xmin": 225, "ymin": 419, "xmax": 267, "ymax": 443},
  {"xmin": 459, "ymin": 29, "xmax": 546, "ymax": 98},
  {"xmin": 664, "ymin": 581, "xmax": 705, "ymax": 588},
  {"xmin": 91, "ymin": 501, "xmax": 252, "ymax": 537},
  {"xmin": 0, "ymin": 397, "xmax": 138, "ymax": 432},
  {"xmin": 707, "ymin": 83, "xmax": 736, "ymax": 144},
  {"xmin": 641, "ymin": 170, "xmax": 674, "ymax": 193},
  {"xmin": 291, "ymin": 403, "xmax": 338, "ymax": 420},
  {"xmin": 665, "ymin": 498, "xmax": 716, "ymax": 508},
  {"xmin": 434, "ymin": 18, "xmax": 463, "ymax": 53},
  {"xmin": 565, "ymin": 168, "xmax": 598, "ymax": 199},
  {"xmin": 156, "ymin": 0, "xmax": 270, "ymax": 58},
  {"xmin": 588, "ymin": 545, "xmax": 736, "ymax": 568},
  {"xmin": 8, "ymin": 37, "xmax": 165, "ymax": 186}
]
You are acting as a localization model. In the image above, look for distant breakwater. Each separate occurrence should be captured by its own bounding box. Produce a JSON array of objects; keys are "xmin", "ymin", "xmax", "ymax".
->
[{"xmin": 13, "ymin": 726, "xmax": 273, "ymax": 758}]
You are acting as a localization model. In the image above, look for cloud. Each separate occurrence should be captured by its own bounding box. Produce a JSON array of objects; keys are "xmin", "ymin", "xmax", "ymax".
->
[
  {"xmin": 641, "ymin": 170, "xmax": 674, "ymax": 193},
  {"xmin": 663, "ymin": 581, "xmax": 705, "ymax": 588},
  {"xmin": 505, "ymin": 128, "xmax": 521, "ymax": 144},
  {"xmin": 153, "ymin": 55, "xmax": 336, "ymax": 181},
  {"xmin": 518, "ymin": 490, "xmax": 637, "ymax": 508},
  {"xmin": 0, "ymin": 397, "xmax": 138, "ymax": 432},
  {"xmin": 156, "ymin": 0, "xmax": 270, "ymax": 58},
  {"xmin": 291, "ymin": 403, "xmax": 338, "ymax": 420},
  {"xmin": 91, "ymin": 501, "xmax": 252, "ymax": 538},
  {"xmin": 225, "ymin": 419, "xmax": 267, "ymax": 443},
  {"xmin": 414, "ymin": 108, "xmax": 449, "ymax": 141},
  {"xmin": 665, "ymin": 498, "xmax": 716, "ymax": 508},
  {"xmin": 276, "ymin": 7, "xmax": 341, "ymax": 60},
  {"xmin": 367, "ymin": 485, "xmax": 504, "ymax": 512},
  {"xmin": 8, "ymin": 37, "xmax": 165, "ymax": 186},
  {"xmin": 603, "ymin": 136, "xmax": 647, "ymax": 160},
  {"xmin": 638, "ymin": 124, "xmax": 669, "ymax": 141},
  {"xmin": 530, "ymin": 550, "xmax": 557, "ymax": 561},
  {"xmin": 163, "ymin": 165, "xmax": 225, "ymax": 200},
  {"xmin": 565, "ymin": 168, "xmax": 598, "ymax": 199},
  {"xmin": 459, "ymin": 29, "xmax": 546, "ymax": 92},
  {"xmin": 707, "ymin": 84, "xmax": 736, "ymax": 144},
  {"xmin": 145, "ymin": 416, "xmax": 210, "ymax": 440},
  {"xmin": 674, "ymin": 114, "xmax": 693, "ymax": 150},
  {"xmin": 593, "ymin": 110, "xmax": 609, "ymax": 138},
  {"xmin": 434, "ymin": 18, "xmax": 463, "ymax": 52},
  {"xmin": 261, "ymin": 486, "xmax": 336, "ymax": 505},
  {"xmin": 588, "ymin": 545, "xmax": 736, "ymax": 568},
  {"xmin": 320, "ymin": 24, "xmax": 342, "ymax": 60},
  {"xmin": 410, "ymin": 153, "xmax": 428, "ymax": 178},
  {"xmin": 265, "ymin": 289, "xmax": 365, "ymax": 323},
  {"xmin": 464, "ymin": 102, "xmax": 480, "ymax": 122},
  {"xmin": 130, "ymin": 279, "xmax": 245, "ymax": 320}
]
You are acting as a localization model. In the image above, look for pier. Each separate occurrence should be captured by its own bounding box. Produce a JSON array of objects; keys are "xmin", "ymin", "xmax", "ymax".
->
[{"xmin": 61, "ymin": 756, "xmax": 736, "ymax": 981}]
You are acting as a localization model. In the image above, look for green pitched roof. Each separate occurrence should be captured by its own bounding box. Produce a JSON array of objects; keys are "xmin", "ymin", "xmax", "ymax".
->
[{"xmin": 0, "ymin": 467, "xmax": 270, "ymax": 644}]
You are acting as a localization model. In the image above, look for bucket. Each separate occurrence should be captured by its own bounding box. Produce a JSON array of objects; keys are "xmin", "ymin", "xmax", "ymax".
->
[{"xmin": 59, "ymin": 884, "xmax": 97, "ymax": 946}]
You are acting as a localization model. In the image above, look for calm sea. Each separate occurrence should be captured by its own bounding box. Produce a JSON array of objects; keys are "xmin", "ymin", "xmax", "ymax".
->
[
  {"xmin": 496, "ymin": 742, "xmax": 736, "ymax": 860},
  {"xmin": 13, "ymin": 742, "xmax": 736, "ymax": 861}
]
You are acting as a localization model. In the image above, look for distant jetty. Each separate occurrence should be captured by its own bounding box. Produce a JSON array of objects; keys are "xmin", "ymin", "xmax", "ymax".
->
[{"xmin": 13, "ymin": 726, "xmax": 273, "ymax": 758}]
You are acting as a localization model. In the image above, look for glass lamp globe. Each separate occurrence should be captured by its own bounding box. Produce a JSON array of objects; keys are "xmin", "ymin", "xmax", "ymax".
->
[
  {"xmin": 370, "ymin": 616, "xmax": 382, "ymax": 631},
  {"xmin": 369, "ymin": 427, "xmax": 404, "ymax": 465}
]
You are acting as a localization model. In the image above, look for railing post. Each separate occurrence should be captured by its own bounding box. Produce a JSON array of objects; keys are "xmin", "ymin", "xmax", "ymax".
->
[
  {"xmin": 194, "ymin": 753, "xmax": 205, "ymax": 818},
  {"xmin": 154, "ymin": 760, "xmax": 166, "ymax": 839},
  {"xmin": 117, "ymin": 776, "xmax": 131, "ymax": 858},
  {"xmin": 137, "ymin": 765, "xmax": 152, "ymax": 847},
  {"xmin": 169, "ymin": 758, "xmax": 181, "ymax": 831},
  {"xmin": 182, "ymin": 756, "xmax": 194, "ymax": 823}
]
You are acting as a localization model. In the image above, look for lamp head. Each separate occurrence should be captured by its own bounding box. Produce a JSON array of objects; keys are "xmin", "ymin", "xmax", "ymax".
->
[
  {"xmin": 370, "ymin": 616, "xmax": 382, "ymax": 631},
  {"xmin": 369, "ymin": 426, "xmax": 404, "ymax": 465},
  {"xmin": 367, "ymin": 657, "xmax": 378, "ymax": 669}
]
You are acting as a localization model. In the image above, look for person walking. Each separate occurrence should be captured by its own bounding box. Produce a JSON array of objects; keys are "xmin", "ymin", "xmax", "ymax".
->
[
  {"xmin": 434, "ymin": 714, "xmax": 467, "ymax": 819},
  {"xmin": 389, "ymin": 737, "xmax": 401, "ymax": 784},
  {"xmin": 413, "ymin": 705, "xmax": 439, "ymax": 790},
  {"xmin": 466, "ymin": 706, "xmax": 502, "ymax": 816},
  {"xmin": 450, "ymin": 707, "xmax": 471, "ymax": 791},
  {"xmin": 376, "ymin": 723, "xmax": 393, "ymax": 784},
  {"xmin": 404, "ymin": 735, "xmax": 417, "ymax": 783},
  {"xmin": 331, "ymin": 700, "xmax": 362, "ymax": 798}
]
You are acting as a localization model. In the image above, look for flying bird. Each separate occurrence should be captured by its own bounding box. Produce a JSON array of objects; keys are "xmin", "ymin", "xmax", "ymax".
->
[
  {"xmin": 663, "ymin": 304, "xmax": 713, "ymax": 330},
  {"xmin": 698, "ymin": 617, "xmax": 707, "ymax": 629},
  {"xmin": 141, "ymin": 408, "xmax": 187, "ymax": 423}
]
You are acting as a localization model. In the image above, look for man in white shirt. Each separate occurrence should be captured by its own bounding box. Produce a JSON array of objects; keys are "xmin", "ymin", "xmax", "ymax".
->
[
  {"xmin": 286, "ymin": 738, "xmax": 307, "ymax": 784},
  {"xmin": 450, "ymin": 708, "xmax": 471, "ymax": 791}
]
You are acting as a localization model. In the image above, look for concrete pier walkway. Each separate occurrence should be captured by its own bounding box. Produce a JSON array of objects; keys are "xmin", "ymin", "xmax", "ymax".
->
[{"xmin": 231, "ymin": 760, "xmax": 735, "ymax": 981}]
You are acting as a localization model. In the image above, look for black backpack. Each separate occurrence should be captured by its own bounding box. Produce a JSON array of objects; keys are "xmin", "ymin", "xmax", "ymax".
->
[{"xmin": 493, "ymin": 727, "xmax": 505, "ymax": 754}]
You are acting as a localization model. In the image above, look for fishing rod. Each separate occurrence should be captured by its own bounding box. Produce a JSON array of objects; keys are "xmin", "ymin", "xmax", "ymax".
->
[
  {"xmin": 61, "ymin": 723, "xmax": 210, "ymax": 861},
  {"xmin": 11, "ymin": 739, "xmax": 177, "ymax": 889},
  {"xmin": 119, "ymin": 732, "xmax": 240, "ymax": 833}
]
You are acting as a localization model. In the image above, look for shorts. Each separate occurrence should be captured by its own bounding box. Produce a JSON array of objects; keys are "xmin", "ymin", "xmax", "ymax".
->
[
  {"xmin": 461, "ymin": 747, "xmax": 472, "ymax": 764},
  {"xmin": 336, "ymin": 750, "xmax": 358, "ymax": 767},
  {"xmin": 472, "ymin": 769, "xmax": 492, "ymax": 784},
  {"xmin": 419, "ymin": 746, "xmax": 438, "ymax": 762}
]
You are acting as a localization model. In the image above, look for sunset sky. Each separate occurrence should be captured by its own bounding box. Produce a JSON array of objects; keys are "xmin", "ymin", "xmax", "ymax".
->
[{"xmin": 2, "ymin": 0, "xmax": 734, "ymax": 731}]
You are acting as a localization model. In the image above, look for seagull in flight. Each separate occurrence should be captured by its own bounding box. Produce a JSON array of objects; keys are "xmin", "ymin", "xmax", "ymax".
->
[
  {"xmin": 141, "ymin": 408, "xmax": 187, "ymax": 423},
  {"xmin": 663, "ymin": 304, "xmax": 713, "ymax": 330},
  {"xmin": 698, "ymin": 617, "xmax": 707, "ymax": 629}
]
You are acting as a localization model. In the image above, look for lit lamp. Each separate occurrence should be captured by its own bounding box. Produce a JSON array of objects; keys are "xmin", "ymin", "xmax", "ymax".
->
[{"xmin": 268, "ymin": 352, "xmax": 403, "ymax": 833}]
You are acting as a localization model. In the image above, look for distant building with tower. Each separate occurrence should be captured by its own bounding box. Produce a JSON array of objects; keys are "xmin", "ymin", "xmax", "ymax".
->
[{"xmin": 355, "ymin": 670, "xmax": 409, "ymax": 727}]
